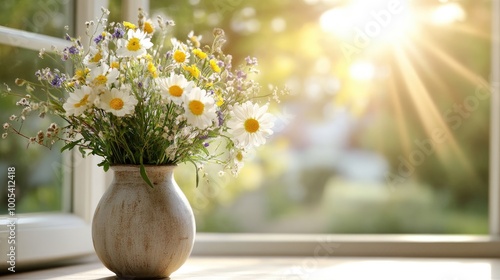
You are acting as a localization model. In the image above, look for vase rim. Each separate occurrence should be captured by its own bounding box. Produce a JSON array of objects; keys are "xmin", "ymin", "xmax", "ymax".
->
[{"xmin": 110, "ymin": 164, "xmax": 177, "ymax": 172}]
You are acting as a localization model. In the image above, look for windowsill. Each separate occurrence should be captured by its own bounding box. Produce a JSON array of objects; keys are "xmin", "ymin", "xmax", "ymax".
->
[
  {"xmin": 193, "ymin": 233, "xmax": 500, "ymax": 258},
  {"xmin": 5, "ymin": 255, "xmax": 500, "ymax": 279}
]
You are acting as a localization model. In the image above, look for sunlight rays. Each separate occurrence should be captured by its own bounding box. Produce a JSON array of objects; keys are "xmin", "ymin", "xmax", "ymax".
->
[
  {"xmin": 392, "ymin": 44, "xmax": 476, "ymax": 177},
  {"xmin": 415, "ymin": 37, "xmax": 489, "ymax": 91}
]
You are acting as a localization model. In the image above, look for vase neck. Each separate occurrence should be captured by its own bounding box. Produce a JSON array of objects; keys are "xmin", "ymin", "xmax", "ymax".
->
[{"xmin": 110, "ymin": 165, "xmax": 176, "ymax": 185}]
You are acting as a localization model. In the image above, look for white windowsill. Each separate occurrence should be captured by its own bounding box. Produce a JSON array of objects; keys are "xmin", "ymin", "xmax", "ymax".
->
[
  {"xmin": 0, "ymin": 213, "xmax": 94, "ymax": 270},
  {"xmin": 193, "ymin": 233, "xmax": 500, "ymax": 258}
]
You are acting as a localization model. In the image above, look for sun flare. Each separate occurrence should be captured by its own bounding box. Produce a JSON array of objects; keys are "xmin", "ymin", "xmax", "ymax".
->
[{"xmin": 319, "ymin": 0, "xmax": 417, "ymax": 44}]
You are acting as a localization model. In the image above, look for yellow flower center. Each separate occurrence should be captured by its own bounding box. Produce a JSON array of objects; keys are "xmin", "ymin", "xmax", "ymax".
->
[
  {"xmin": 173, "ymin": 50, "xmax": 186, "ymax": 63},
  {"xmin": 236, "ymin": 152, "xmax": 243, "ymax": 162},
  {"xmin": 189, "ymin": 100, "xmax": 204, "ymax": 116},
  {"xmin": 111, "ymin": 61, "xmax": 120, "ymax": 69},
  {"xmin": 169, "ymin": 85, "xmax": 183, "ymax": 97},
  {"xmin": 144, "ymin": 22, "xmax": 154, "ymax": 34},
  {"xmin": 91, "ymin": 51, "xmax": 102, "ymax": 63},
  {"xmin": 127, "ymin": 38, "xmax": 141, "ymax": 51},
  {"xmin": 244, "ymin": 118, "xmax": 260, "ymax": 133},
  {"xmin": 109, "ymin": 98, "xmax": 124, "ymax": 110},
  {"xmin": 94, "ymin": 75, "xmax": 107, "ymax": 85},
  {"xmin": 74, "ymin": 94, "xmax": 89, "ymax": 108}
]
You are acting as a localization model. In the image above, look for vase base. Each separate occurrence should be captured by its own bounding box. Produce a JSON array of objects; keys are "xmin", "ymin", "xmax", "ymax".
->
[{"xmin": 116, "ymin": 275, "xmax": 170, "ymax": 280}]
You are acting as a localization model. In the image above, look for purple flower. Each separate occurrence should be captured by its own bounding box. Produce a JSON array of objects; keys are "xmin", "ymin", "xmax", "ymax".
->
[
  {"xmin": 94, "ymin": 34, "xmax": 104, "ymax": 44},
  {"xmin": 165, "ymin": 51, "xmax": 172, "ymax": 60},
  {"xmin": 236, "ymin": 70, "xmax": 247, "ymax": 79},
  {"xmin": 204, "ymin": 143, "xmax": 210, "ymax": 147},
  {"xmin": 68, "ymin": 46, "xmax": 79, "ymax": 54},
  {"xmin": 50, "ymin": 75, "xmax": 65, "ymax": 88},
  {"xmin": 138, "ymin": 82, "xmax": 143, "ymax": 88},
  {"xmin": 245, "ymin": 56, "xmax": 258, "ymax": 66},
  {"xmin": 113, "ymin": 28, "xmax": 125, "ymax": 39},
  {"xmin": 217, "ymin": 111, "xmax": 224, "ymax": 126},
  {"xmin": 65, "ymin": 33, "xmax": 71, "ymax": 41}
]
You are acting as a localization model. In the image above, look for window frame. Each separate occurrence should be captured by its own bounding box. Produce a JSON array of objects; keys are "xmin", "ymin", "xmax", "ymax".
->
[{"xmin": 1, "ymin": 0, "xmax": 500, "ymax": 271}]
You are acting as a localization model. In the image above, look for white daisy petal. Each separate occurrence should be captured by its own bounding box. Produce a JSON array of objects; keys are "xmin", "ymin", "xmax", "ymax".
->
[
  {"xmin": 157, "ymin": 73, "xmax": 193, "ymax": 104},
  {"xmin": 183, "ymin": 87, "xmax": 216, "ymax": 129},
  {"xmin": 99, "ymin": 87, "xmax": 138, "ymax": 117},
  {"xmin": 228, "ymin": 101, "xmax": 275, "ymax": 148},
  {"xmin": 63, "ymin": 86, "xmax": 94, "ymax": 116},
  {"xmin": 116, "ymin": 29, "xmax": 153, "ymax": 58}
]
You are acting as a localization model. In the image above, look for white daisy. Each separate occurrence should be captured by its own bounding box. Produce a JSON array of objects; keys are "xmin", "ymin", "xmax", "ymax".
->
[
  {"xmin": 109, "ymin": 55, "xmax": 121, "ymax": 69},
  {"xmin": 171, "ymin": 38, "xmax": 190, "ymax": 64},
  {"xmin": 227, "ymin": 101, "xmax": 275, "ymax": 148},
  {"xmin": 99, "ymin": 87, "xmax": 138, "ymax": 117},
  {"xmin": 89, "ymin": 63, "xmax": 119, "ymax": 87},
  {"xmin": 157, "ymin": 73, "xmax": 193, "ymax": 104},
  {"xmin": 83, "ymin": 46, "xmax": 108, "ymax": 68},
  {"xmin": 63, "ymin": 86, "xmax": 94, "ymax": 116},
  {"xmin": 183, "ymin": 87, "xmax": 216, "ymax": 129},
  {"xmin": 116, "ymin": 29, "xmax": 153, "ymax": 57}
]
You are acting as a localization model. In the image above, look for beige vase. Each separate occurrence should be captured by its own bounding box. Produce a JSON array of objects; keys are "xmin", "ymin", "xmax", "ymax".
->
[{"xmin": 92, "ymin": 165, "xmax": 195, "ymax": 279}]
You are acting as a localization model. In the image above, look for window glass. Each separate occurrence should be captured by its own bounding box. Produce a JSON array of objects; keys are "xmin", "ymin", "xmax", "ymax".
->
[
  {"xmin": 0, "ymin": 0, "xmax": 73, "ymax": 215},
  {"xmin": 155, "ymin": 0, "xmax": 489, "ymax": 233},
  {"xmin": 0, "ymin": 0, "xmax": 72, "ymax": 38}
]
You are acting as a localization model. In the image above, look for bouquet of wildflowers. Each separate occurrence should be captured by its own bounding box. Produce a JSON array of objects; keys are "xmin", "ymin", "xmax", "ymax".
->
[{"xmin": 2, "ymin": 8, "xmax": 284, "ymax": 186}]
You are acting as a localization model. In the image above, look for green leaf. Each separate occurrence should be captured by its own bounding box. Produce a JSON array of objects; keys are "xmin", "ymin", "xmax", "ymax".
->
[
  {"xmin": 140, "ymin": 159, "xmax": 154, "ymax": 188},
  {"xmin": 97, "ymin": 160, "xmax": 110, "ymax": 172},
  {"xmin": 61, "ymin": 140, "xmax": 79, "ymax": 153},
  {"xmin": 189, "ymin": 160, "xmax": 200, "ymax": 188}
]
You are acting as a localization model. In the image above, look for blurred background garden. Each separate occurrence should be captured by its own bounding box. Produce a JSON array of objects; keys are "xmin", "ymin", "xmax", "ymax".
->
[{"xmin": 0, "ymin": 0, "xmax": 491, "ymax": 233}]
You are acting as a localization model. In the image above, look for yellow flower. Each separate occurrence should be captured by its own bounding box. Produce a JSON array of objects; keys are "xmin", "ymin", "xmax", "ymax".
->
[
  {"xmin": 193, "ymin": 49, "xmax": 207, "ymax": 59},
  {"xmin": 147, "ymin": 61, "xmax": 158, "ymax": 78},
  {"xmin": 216, "ymin": 91, "xmax": 224, "ymax": 106},
  {"xmin": 143, "ymin": 20, "xmax": 155, "ymax": 34},
  {"xmin": 183, "ymin": 64, "xmax": 200, "ymax": 79},
  {"xmin": 75, "ymin": 68, "xmax": 90, "ymax": 83},
  {"xmin": 210, "ymin": 59, "xmax": 221, "ymax": 73},
  {"xmin": 123, "ymin": 21, "xmax": 136, "ymax": 29},
  {"xmin": 188, "ymin": 31, "xmax": 202, "ymax": 48}
]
